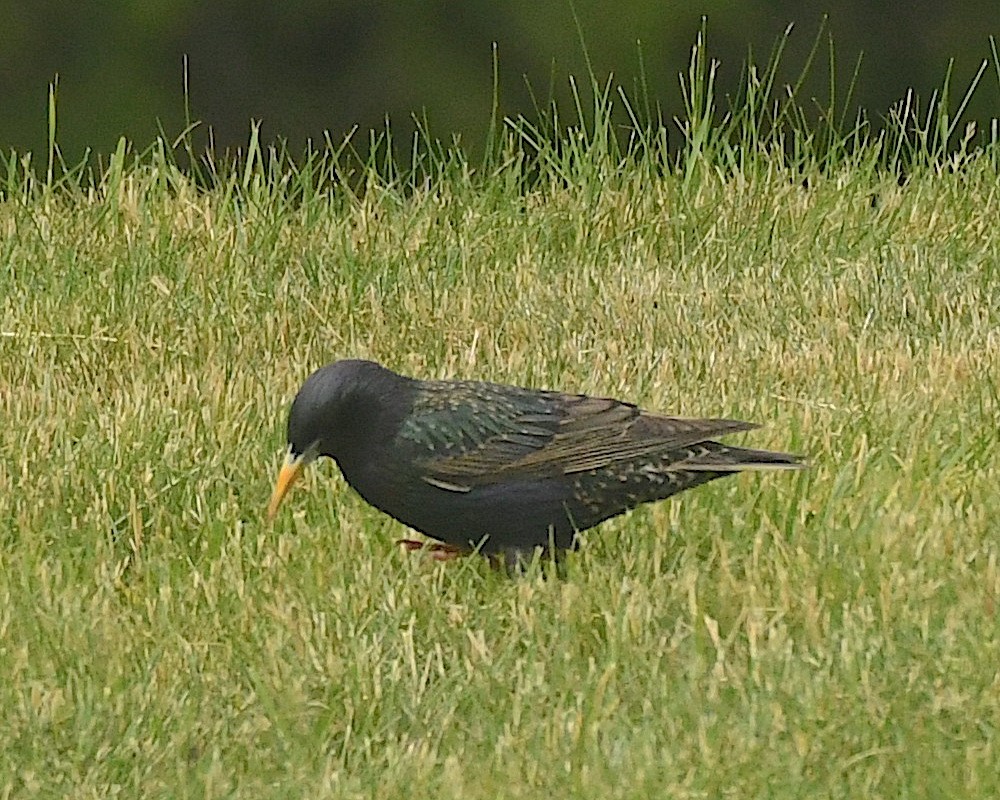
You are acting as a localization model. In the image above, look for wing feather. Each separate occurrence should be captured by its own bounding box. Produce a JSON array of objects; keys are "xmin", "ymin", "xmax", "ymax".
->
[{"xmin": 401, "ymin": 382, "xmax": 761, "ymax": 489}]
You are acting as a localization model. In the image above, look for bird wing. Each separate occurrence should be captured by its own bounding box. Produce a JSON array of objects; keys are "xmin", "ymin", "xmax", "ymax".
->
[{"xmin": 398, "ymin": 381, "xmax": 757, "ymax": 491}]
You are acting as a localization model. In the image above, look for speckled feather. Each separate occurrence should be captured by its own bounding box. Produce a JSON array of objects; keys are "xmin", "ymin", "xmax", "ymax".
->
[
  {"xmin": 279, "ymin": 359, "xmax": 805, "ymax": 557},
  {"xmin": 402, "ymin": 382, "xmax": 761, "ymax": 485}
]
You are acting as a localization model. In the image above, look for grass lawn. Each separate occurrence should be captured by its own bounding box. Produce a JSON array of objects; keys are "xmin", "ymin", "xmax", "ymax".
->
[{"xmin": 2, "ymin": 49, "xmax": 999, "ymax": 797}]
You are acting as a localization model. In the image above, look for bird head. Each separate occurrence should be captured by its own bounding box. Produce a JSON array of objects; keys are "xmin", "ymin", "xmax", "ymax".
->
[{"xmin": 267, "ymin": 359, "xmax": 402, "ymax": 519}]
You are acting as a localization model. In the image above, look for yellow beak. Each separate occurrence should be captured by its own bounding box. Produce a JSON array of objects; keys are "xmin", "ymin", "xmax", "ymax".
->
[{"xmin": 267, "ymin": 454, "xmax": 306, "ymax": 520}]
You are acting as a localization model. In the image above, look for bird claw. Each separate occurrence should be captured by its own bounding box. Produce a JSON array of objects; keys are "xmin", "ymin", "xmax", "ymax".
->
[{"xmin": 396, "ymin": 539, "xmax": 466, "ymax": 561}]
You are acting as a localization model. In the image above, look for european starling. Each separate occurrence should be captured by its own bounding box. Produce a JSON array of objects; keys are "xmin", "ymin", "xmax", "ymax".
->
[{"xmin": 268, "ymin": 359, "xmax": 804, "ymax": 565}]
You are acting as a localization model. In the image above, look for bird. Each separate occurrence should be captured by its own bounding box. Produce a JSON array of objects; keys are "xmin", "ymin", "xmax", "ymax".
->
[{"xmin": 267, "ymin": 359, "xmax": 805, "ymax": 568}]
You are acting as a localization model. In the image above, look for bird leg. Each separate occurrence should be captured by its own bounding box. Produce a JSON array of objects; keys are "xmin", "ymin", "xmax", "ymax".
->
[
  {"xmin": 396, "ymin": 539, "xmax": 565, "ymax": 574},
  {"xmin": 488, "ymin": 546, "xmax": 565, "ymax": 576},
  {"xmin": 396, "ymin": 539, "xmax": 467, "ymax": 561}
]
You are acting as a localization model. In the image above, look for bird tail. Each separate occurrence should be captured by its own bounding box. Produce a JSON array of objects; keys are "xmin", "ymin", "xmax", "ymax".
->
[{"xmin": 677, "ymin": 443, "xmax": 806, "ymax": 472}]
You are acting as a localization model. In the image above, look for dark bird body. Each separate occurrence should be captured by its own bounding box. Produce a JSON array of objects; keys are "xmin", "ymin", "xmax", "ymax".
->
[{"xmin": 268, "ymin": 359, "xmax": 804, "ymax": 562}]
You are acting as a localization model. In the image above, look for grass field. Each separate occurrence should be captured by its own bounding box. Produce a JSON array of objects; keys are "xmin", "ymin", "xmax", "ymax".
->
[{"xmin": 2, "ymin": 45, "xmax": 999, "ymax": 797}]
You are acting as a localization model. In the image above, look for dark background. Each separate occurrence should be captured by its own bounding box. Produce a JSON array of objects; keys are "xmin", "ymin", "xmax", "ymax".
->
[{"xmin": 1, "ymin": 1, "xmax": 998, "ymax": 162}]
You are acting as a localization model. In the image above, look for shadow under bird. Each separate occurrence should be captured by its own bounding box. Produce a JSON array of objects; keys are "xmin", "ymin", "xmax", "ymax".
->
[{"xmin": 267, "ymin": 359, "xmax": 805, "ymax": 566}]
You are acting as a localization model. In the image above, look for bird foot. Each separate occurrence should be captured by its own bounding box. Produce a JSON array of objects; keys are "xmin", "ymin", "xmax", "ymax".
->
[{"xmin": 396, "ymin": 539, "xmax": 467, "ymax": 561}]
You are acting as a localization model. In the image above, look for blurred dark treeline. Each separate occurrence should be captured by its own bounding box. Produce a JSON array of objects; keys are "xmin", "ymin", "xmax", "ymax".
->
[{"xmin": 1, "ymin": 0, "xmax": 998, "ymax": 164}]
